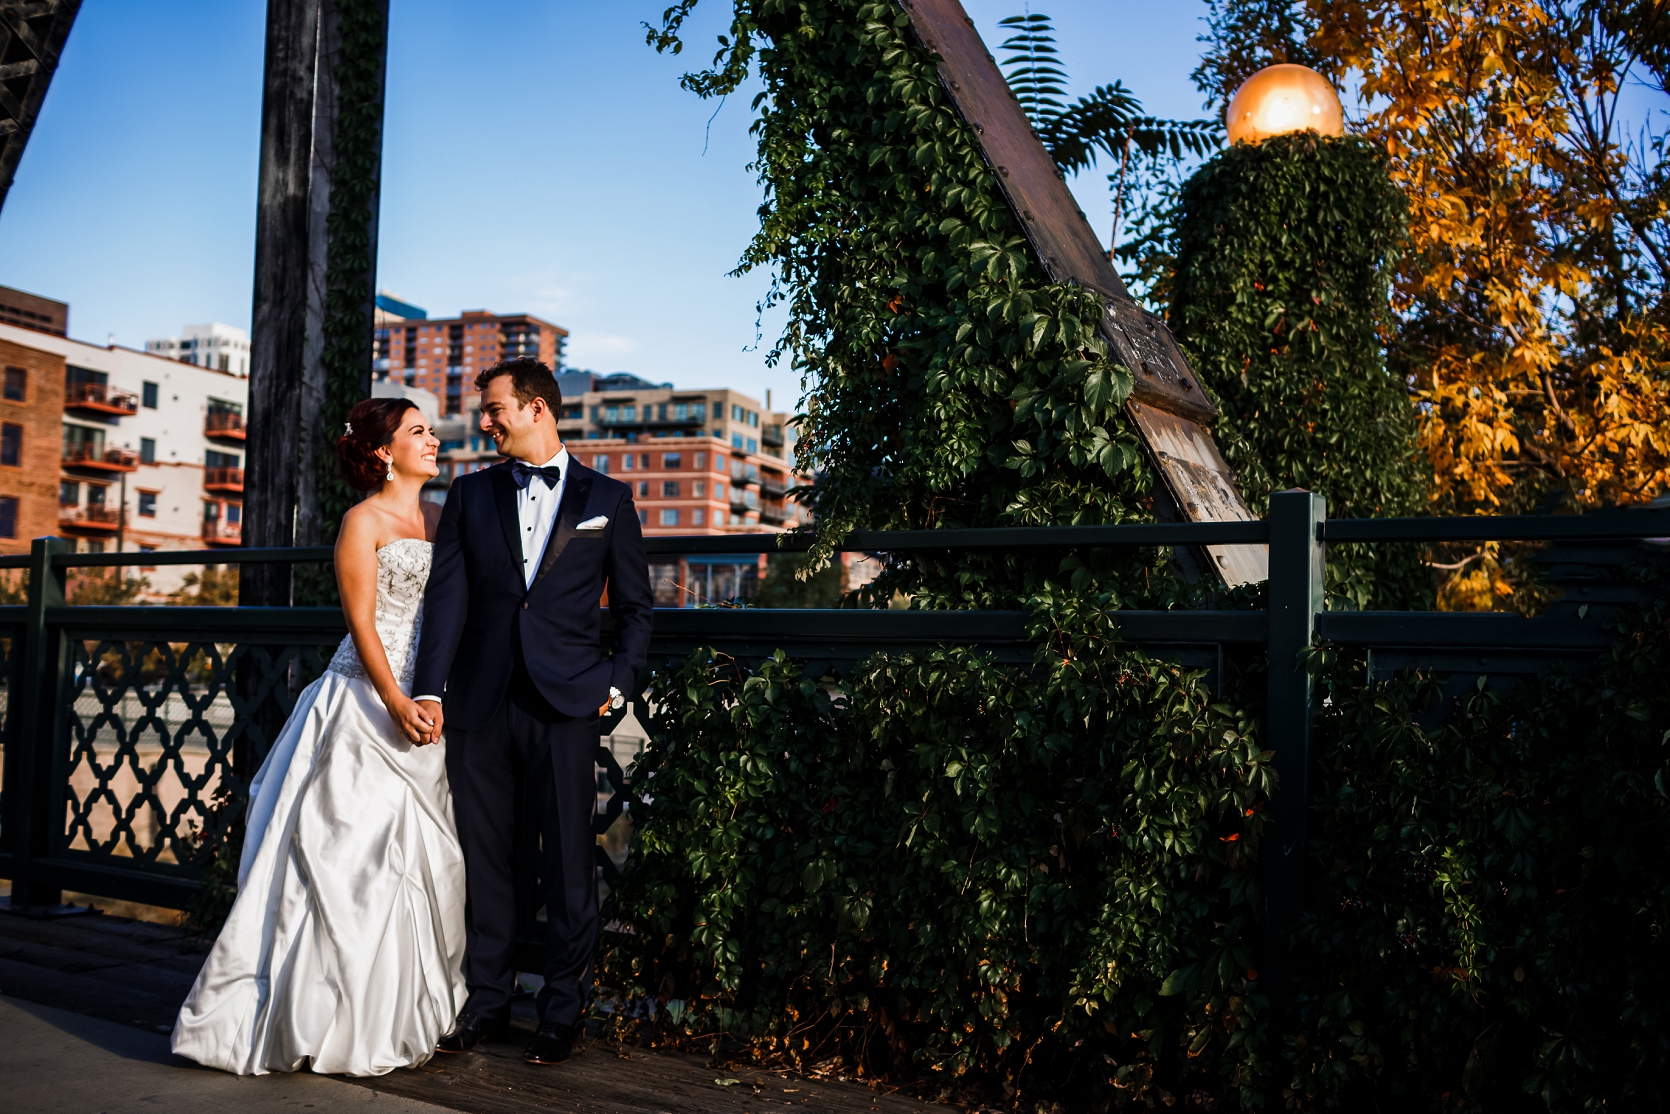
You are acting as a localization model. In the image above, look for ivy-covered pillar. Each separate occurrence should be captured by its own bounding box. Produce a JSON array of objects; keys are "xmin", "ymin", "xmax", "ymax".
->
[
  {"xmin": 1167, "ymin": 132, "xmax": 1430, "ymax": 609},
  {"xmin": 245, "ymin": 0, "xmax": 389, "ymax": 608}
]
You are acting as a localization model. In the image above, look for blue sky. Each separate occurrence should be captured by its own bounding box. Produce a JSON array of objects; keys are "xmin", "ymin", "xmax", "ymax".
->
[{"xmin": 0, "ymin": 2, "xmax": 1212, "ymax": 406}]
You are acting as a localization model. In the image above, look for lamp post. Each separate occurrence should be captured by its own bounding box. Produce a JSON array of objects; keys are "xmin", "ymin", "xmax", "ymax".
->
[{"xmin": 1224, "ymin": 64, "xmax": 1344, "ymax": 146}]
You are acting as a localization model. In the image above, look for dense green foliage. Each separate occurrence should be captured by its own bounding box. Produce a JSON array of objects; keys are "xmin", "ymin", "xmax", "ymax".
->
[
  {"xmin": 1167, "ymin": 134, "xmax": 1430, "ymax": 609},
  {"xmin": 624, "ymin": 4, "xmax": 1670, "ymax": 1111},
  {"xmin": 604, "ymin": 601, "xmax": 1273, "ymax": 1108},
  {"xmin": 1284, "ymin": 570, "xmax": 1670, "ymax": 1111},
  {"xmin": 653, "ymin": 0, "xmax": 1192, "ymax": 612},
  {"xmin": 752, "ymin": 552, "xmax": 847, "ymax": 608},
  {"xmin": 608, "ymin": 579, "xmax": 1670, "ymax": 1110}
]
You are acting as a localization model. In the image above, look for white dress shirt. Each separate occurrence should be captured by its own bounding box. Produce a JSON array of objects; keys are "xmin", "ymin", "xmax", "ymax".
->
[
  {"xmin": 516, "ymin": 447, "xmax": 569, "ymax": 587},
  {"xmin": 413, "ymin": 447, "xmax": 569, "ymax": 708}
]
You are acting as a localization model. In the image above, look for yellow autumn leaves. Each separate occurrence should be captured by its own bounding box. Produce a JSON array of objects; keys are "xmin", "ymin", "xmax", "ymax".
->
[{"xmin": 1306, "ymin": 0, "xmax": 1670, "ymax": 607}]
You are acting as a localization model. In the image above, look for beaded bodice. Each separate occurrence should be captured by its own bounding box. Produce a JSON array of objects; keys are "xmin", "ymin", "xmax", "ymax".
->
[{"xmin": 325, "ymin": 537, "xmax": 431, "ymax": 691}]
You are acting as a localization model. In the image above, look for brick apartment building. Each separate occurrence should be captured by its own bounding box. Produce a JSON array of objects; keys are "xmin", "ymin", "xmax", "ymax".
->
[
  {"xmin": 0, "ymin": 285, "xmax": 68, "ymax": 337},
  {"xmin": 373, "ymin": 293, "xmax": 567, "ymax": 418},
  {"xmin": 0, "ymin": 287, "xmax": 251, "ymax": 593},
  {"xmin": 0, "ymin": 335, "xmax": 69, "ymax": 547},
  {"xmin": 410, "ymin": 364, "xmax": 808, "ymax": 606}
]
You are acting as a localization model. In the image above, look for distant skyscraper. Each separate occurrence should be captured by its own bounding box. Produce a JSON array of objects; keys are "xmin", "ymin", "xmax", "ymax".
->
[
  {"xmin": 144, "ymin": 323, "xmax": 251, "ymax": 377},
  {"xmin": 373, "ymin": 303, "xmax": 567, "ymax": 416}
]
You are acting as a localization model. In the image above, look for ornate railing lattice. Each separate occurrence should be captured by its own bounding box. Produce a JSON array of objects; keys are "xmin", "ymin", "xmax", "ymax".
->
[{"xmin": 60, "ymin": 635, "xmax": 337, "ymax": 868}]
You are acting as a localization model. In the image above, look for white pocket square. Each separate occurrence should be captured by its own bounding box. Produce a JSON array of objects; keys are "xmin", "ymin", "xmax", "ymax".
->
[{"xmin": 575, "ymin": 515, "xmax": 609, "ymax": 530}]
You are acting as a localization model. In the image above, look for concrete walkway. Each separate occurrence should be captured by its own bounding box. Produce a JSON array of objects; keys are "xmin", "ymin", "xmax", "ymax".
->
[{"xmin": 0, "ymin": 995, "xmax": 454, "ymax": 1114}]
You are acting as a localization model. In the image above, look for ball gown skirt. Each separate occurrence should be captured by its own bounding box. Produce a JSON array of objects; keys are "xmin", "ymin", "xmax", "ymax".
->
[{"xmin": 171, "ymin": 538, "xmax": 466, "ymax": 1076}]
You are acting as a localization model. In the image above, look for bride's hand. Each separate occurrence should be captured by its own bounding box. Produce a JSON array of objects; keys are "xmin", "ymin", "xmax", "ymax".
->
[{"xmin": 388, "ymin": 694, "xmax": 438, "ymax": 745}]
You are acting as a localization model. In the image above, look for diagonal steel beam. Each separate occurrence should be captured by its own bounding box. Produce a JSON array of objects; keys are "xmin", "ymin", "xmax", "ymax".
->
[
  {"xmin": 0, "ymin": 0, "xmax": 80, "ymax": 215},
  {"xmin": 898, "ymin": 0, "xmax": 1267, "ymax": 586}
]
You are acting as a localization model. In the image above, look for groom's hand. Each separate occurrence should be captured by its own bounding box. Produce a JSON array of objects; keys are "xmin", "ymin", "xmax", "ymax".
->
[{"xmin": 415, "ymin": 697, "xmax": 444, "ymax": 745}]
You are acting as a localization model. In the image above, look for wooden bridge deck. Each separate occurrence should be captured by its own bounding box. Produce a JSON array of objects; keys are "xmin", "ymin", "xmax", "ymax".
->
[{"xmin": 0, "ymin": 904, "xmax": 942, "ymax": 1114}]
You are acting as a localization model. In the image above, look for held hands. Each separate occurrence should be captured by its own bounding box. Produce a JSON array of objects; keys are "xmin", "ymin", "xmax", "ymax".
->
[{"xmin": 390, "ymin": 694, "xmax": 442, "ymax": 746}]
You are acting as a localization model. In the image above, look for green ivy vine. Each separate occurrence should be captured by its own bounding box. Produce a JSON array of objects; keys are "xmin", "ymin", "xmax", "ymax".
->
[{"xmin": 1165, "ymin": 133, "xmax": 1430, "ymax": 610}]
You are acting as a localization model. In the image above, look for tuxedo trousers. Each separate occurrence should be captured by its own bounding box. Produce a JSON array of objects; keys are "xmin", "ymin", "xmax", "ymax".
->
[{"xmin": 445, "ymin": 660, "xmax": 599, "ymax": 1028}]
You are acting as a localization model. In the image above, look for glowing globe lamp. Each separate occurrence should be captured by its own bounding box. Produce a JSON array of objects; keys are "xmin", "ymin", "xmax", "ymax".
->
[{"xmin": 1224, "ymin": 64, "xmax": 1344, "ymax": 146}]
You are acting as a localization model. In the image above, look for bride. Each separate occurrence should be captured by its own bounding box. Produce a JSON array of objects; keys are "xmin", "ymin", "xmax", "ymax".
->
[{"xmin": 172, "ymin": 398, "xmax": 466, "ymax": 1077}]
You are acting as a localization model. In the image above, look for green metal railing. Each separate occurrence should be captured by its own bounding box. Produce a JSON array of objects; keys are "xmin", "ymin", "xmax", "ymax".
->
[{"xmin": 0, "ymin": 492, "xmax": 1665, "ymax": 961}]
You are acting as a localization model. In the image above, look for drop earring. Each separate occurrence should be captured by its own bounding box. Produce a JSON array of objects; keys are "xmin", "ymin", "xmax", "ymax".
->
[{"xmin": 385, "ymin": 459, "xmax": 394, "ymax": 482}]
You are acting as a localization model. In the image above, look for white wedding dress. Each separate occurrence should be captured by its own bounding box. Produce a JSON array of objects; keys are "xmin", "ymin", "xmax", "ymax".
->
[{"xmin": 172, "ymin": 538, "xmax": 467, "ymax": 1077}]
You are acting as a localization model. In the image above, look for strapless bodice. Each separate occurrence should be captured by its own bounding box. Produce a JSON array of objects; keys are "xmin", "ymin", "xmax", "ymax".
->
[{"xmin": 325, "ymin": 537, "xmax": 431, "ymax": 691}]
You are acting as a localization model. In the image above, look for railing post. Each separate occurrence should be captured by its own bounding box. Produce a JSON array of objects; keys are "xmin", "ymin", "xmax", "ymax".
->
[
  {"xmin": 1262, "ymin": 489, "xmax": 1325, "ymax": 982},
  {"xmin": 10, "ymin": 536, "xmax": 70, "ymax": 909}
]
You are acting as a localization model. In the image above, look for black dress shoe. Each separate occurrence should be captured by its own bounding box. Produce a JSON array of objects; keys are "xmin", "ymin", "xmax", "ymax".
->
[
  {"xmin": 524, "ymin": 1021, "xmax": 579, "ymax": 1064},
  {"xmin": 436, "ymin": 1012, "xmax": 508, "ymax": 1053}
]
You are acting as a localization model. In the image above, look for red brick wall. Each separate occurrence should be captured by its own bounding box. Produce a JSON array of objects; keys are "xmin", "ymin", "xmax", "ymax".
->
[{"xmin": 0, "ymin": 338, "xmax": 65, "ymax": 553}]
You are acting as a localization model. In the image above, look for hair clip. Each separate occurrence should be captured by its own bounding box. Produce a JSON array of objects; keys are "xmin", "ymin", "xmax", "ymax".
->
[{"xmin": 344, "ymin": 422, "xmax": 354, "ymax": 435}]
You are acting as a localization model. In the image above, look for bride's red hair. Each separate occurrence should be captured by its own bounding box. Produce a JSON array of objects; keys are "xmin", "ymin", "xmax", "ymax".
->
[{"xmin": 336, "ymin": 398, "xmax": 418, "ymax": 491}]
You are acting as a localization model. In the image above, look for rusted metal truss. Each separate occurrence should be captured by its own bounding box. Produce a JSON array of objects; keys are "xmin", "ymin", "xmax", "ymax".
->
[
  {"xmin": 0, "ymin": 0, "xmax": 80, "ymax": 214},
  {"xmin": 899, "ymin": 0, "xmax": 1268, "ymax": 586}
]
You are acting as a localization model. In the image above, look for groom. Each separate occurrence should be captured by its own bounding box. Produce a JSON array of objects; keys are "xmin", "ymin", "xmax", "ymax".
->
[{"xmin": 412, "ymin": 357, "xmax": 653, "ymax": 1065}]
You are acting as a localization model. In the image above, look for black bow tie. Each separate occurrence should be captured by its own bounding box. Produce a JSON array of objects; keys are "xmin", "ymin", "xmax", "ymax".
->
[{"xmin": 511, "ymin": 461, "xmax": 563, "ymax": 490}]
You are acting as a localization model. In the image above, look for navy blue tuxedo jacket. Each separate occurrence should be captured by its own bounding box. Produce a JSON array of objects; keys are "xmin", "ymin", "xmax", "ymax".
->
[{"xmin": 411, "ymin": 458, "xmax": 653, "ymax": 727}]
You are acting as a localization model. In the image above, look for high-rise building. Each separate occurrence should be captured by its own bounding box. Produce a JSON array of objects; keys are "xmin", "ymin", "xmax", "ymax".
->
[
  {"xmin": 372, "ymin": 295, "xmax": 567, "ymax": 417},
  {"xmin": 144, "ymin": 323, "xmax": 251, "ymax": 377},
  {"xmin": 428, "ymin": 370, "xmax": 805, "ymax": 606}
]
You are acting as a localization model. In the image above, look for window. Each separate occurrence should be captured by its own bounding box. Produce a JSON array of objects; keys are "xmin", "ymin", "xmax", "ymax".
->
[
  {"xmin": 0, "ymin": 496, "xmax": 16, "ymax": 538},
  {"xmin": 694, "ymin": 452, "xmax": 705, "ymax": 469},
  {"xmin": 623, "ymin": 453, "xmax": 634, "ymax": 471},
  {"xmin": 137, "ymin": 492, "xmax": 157, "ymax": 517},
  {"xmin": 662, "ymin": 481, "xmax": 679, "ymax": 497},
  {"xmin": 692, "ymin": 508, "xmax": 705, "ymax": 526},
  {"xmin": 203, "ymin": 501, "xmax": 220, "ymax": 521},
  {"xmin": 732, "ymin": 433, "xmax": 744, "ymax": 450},
  {"xmin": 59, "ymin": 481, "xmax": 78, "ymax": 505},
  {"xmin": 227, "ymin": 503, "xmax": 241, "ymax": 525},
  {"xmin": 748, "ymin": 410, "xmax": 759, "ymax": 427},
  {"xmin": 0, "ymin": 422, "xmax": 20, "ymax": 466},
  {"xmin": 663, "ymin": 453, "xmax": 681, "ymax": 469},
  {"xmin": 637, "ymin": 481, "xmax": 649, "ymax": 497},
  {"xmin": 85, "ymin": 540, "xmax": 105, "ymax": 554},
  {"xmin": 693, "ymin": 481, "xmax": 705, "ymax": 497},
  {"xmin": 639, "ymin": 453, "xmax": 650, "ymax": 469},
  {"xmin": 87, "ymin": 485, "xmax": 107, "ymax": 508},
  {"xmin": 716, "ymin": 482, "xmax": 727, "ymax": 500},
  {"xmin": 732, "ymin": 404, "xmax": 744, "ymax": 421},
  {"xmin": 206, "ymin": 450, "xmax": 239, "ymax": 470},
  {"xmin": 139, "ymin": 437, "xmax": 156, "ymax": 465},
  {"xmin": 637, "ymin": 508, "xmax": 647, "ymax": 525},
  {"xmin": 659, "ymin": 509, "xmax": 679, "ymax": 526},
  {"xmin": 3, "ymin": 367, "xmax": 25, "ymax": 401},
  {"xmin": 593, "ymin": 455, "xmax": 609, "ymax": 474},
  {"xmin": 747, "ymin": 438, "xmax": 758, "ymax": 453}
]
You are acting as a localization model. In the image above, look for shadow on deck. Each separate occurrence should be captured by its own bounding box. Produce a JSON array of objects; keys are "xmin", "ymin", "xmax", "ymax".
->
[{"xmin": 0, "ymin": 904, "xmax": 940, "ymax": 1114}]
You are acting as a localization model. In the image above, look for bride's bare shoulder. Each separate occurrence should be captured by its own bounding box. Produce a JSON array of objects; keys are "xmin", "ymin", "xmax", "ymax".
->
[{"xmin": 336, "ymin": 500, "xmax": 386, "ymax": 550}]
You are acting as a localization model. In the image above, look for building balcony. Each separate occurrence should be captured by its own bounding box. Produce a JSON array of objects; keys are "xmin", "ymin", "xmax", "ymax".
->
[
  {"xmin": 62, "ymin": 444, "xmax": 139, "ymax": 472},
  {"xmin": 65, "ymin": 382, "xmax": 140, "ymax": 415},
  {"xmin": 204, "ymin": 466, "xmax": 244, "ymax": 493},
  {"xmin": 729, "ymin": 464, "xmax": 761, "ymax": 486},
  {"xmin": 759, "ymin": 505, "xmax": 787, "ymax": 525},
  {"xmin": 205, "ymin": 411, "xmax": 246, "ymax": 440},
  {"xmin": 760, "ymin": 479, "xmax": 788, "ymax": 498},
  {"xmin": 762, "ymin": 424, "xmax": 785, "ymax": 446},
  {"xmin": 59, "ymin": 504, "xmax": 121, "ymax": 532},
  {"xmin": 202, "ymin": 519, "xmax": 242, "ymax": 546},
  {"xmin": 729, "ymin": 489, "xmax": 760, "ymax": 510}
]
